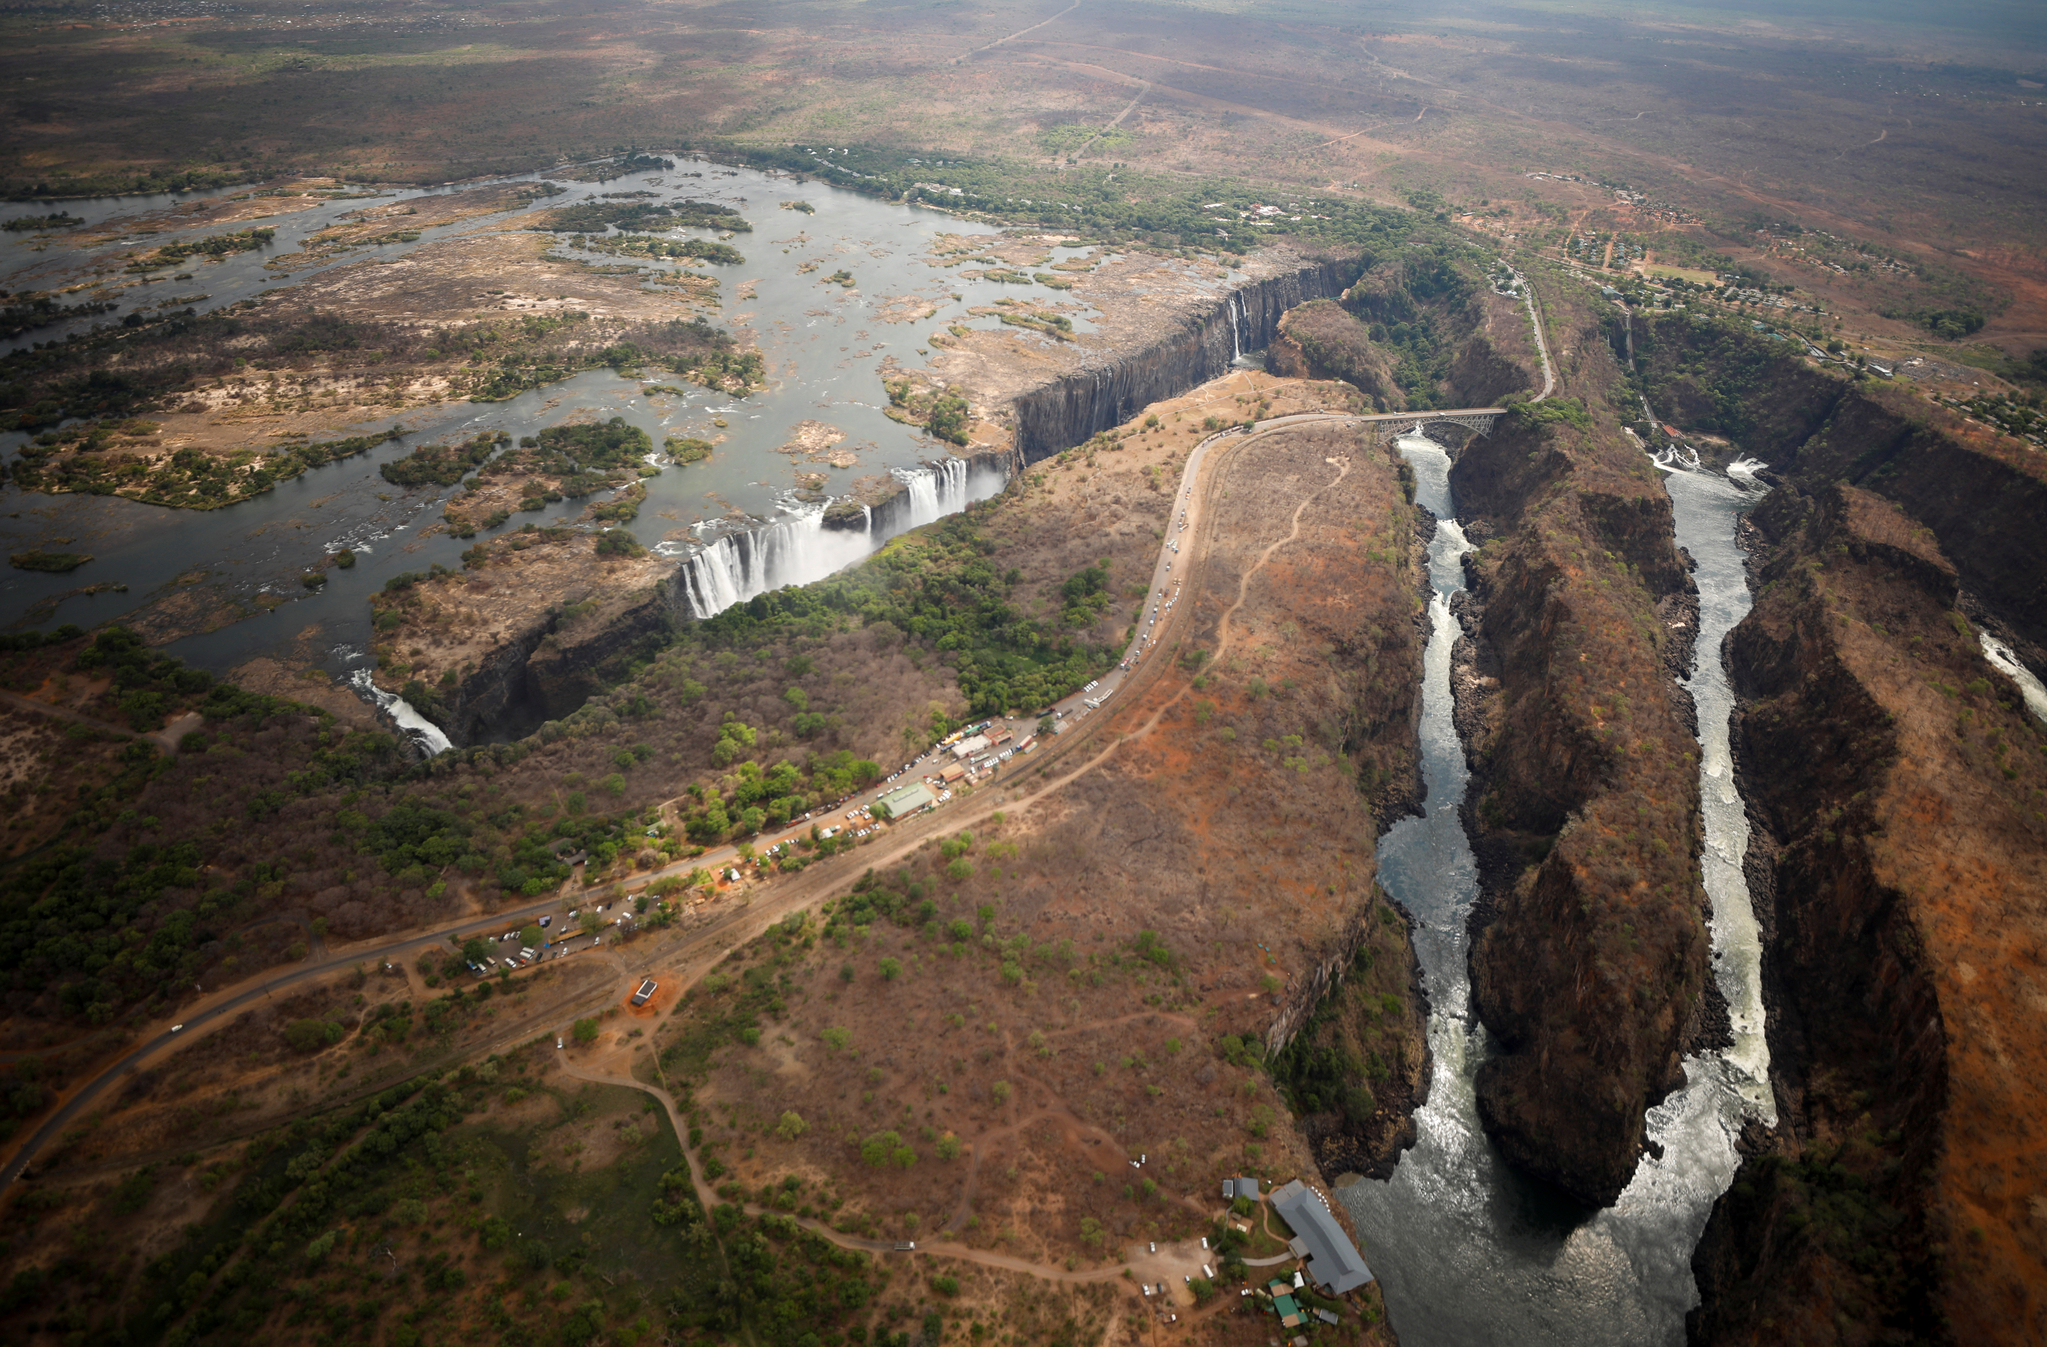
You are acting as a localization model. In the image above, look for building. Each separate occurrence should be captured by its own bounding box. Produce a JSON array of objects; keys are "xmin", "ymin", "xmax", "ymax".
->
[
  {"xmin": 938, "ymin": 762, "xmax": 967, "ymax": 785},
  {"xmin": 876, "ymin": 780, "xmax": 937, "ymax": 819},
  {"xmin": 1269, "ymin": 1179, "xmax": 1374, "ymax": 1295},
  {"xmin": 950, "ymin": 734, "xmax": 990, "ymax": 761},
  {"xmin": 1223, "ymin": 1177, "xmax": 1261, "ymax": 1201}
]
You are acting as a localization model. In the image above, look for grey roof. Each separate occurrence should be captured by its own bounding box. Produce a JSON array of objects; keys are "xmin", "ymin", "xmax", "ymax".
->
[
  {"xmin": 1227, "ymin": 1177, "xmax": 1261, "ymax": 1200},
  {"xmin": 1269, "ymin": 1179, "xmax": 1374, "ymax": 1295}
]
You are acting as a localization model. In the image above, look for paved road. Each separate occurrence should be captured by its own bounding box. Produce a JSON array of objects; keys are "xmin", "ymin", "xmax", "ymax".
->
[{"xmin": 0, "ymin": 315, "xmax": 1549, "ymax": 1196}]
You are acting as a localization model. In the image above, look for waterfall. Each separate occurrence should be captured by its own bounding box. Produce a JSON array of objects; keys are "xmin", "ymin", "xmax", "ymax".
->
[
  {"xmin": 1982, "ymin": 633, "xmax": 2047, "ymax": 725},
  {"xmin": 674, "ymin": 457, "xmax": 998, "ymax": 619},
  {"xmin": 1230, "ymin": 293, "xmax": 1245, "ymax": 364},
  {"xmin": 347, "ymin": 668, "xmax": 453, "ymax": 756}
]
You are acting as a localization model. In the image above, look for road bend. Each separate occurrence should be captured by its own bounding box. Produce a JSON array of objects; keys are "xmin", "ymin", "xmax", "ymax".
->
[{"xmin": 0, "ymin": 334, "xmax": 1548, "ymax": 1196}]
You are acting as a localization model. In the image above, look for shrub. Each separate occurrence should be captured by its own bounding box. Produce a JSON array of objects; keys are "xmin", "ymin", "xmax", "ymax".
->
[
  {"xmin": 776, "ymin": 1111, "xmax": 808, "ymax": 1141},
  {"xmin": 572, "ymin": 1018, "xmax": 601, "ymax": 1044}
]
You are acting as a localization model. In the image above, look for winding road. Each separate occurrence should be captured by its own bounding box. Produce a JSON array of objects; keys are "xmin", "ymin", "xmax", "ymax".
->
[{"xmin": 0, "ymin": 313, "xmax": 1536, "ymax": 1212}]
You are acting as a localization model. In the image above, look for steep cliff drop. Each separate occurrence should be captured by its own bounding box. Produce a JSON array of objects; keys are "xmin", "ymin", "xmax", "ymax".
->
[
  {"xmin": 670, "ymin": 456, "xmax": 1007, "ymax": 619},
  {"xmin": 1339, "ymin": 430, "xmax": 1767, "ymax": 1345},
  {"xmin": 1008, "ymin": 257, "xmax": 1358, "ymax": 461},
  {"xmin": 1689, "ymin": 483, "xmax": 2047, "ymax": 1344}
]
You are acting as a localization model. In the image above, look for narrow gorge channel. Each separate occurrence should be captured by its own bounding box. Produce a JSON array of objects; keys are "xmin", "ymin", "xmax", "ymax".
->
[{"xmin": 1339, "ymin": 435, "xmax": 1774, "ymax": 1345}]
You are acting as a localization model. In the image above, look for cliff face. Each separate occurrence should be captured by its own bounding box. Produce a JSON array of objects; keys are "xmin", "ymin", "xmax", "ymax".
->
[
  {"xmin": 1447, "ymin": 290, "xmax": 1709, "ymax": 1208},
  {"xmin": 1269, "ymin": 299, "xmax": 1408, "ymax": 411},
  {"xmin": 365, "ymin": 532, "xmax": 674, "ymax": 745},
  {"xmin": 1635, "ymin": 317, "xmax": 2047, "ymax": 659},
  {"xmin": 1009, "ymin": 256, "xmax": 1358, "ymax": 460},
  {"xmin": 1688, "ymin": 483, "xmax": 2047, "ymax": 1345}
]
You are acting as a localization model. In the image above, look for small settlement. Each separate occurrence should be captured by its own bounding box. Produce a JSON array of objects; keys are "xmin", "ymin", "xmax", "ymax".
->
[{"xmin": 1213, "ymin": 1175, "xmax": 1374, "ymax": 1340}]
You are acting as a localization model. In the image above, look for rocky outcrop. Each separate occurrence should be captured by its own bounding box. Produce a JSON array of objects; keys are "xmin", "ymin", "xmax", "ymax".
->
[
  {"xmin": 1688, "ymin": 482, "xmax": 2047, "ymax": 1345},
  {"xmin": 365, "ymin": 532, "xmax": 674, "ymax": 745},
  {"xmin": 1635, "ymin": 316, "xmax": 2047, "ymax": 661},
  {"xmin": 1010, "ymin": 256, "xmax": 1360, "ymax": 460},
  {"xmin": 1446, "ymin": 293, "xmax": 1710, "ymax": 1208},
  {"xmin": 1269, "ymin": 299, "xmax": 1408, "ymax": 411}
]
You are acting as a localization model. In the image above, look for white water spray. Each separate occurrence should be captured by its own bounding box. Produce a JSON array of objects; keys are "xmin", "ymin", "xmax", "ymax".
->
[
  {"xmin": 674, "ymin": 458, "xmax": 993, "ymax": 619},
  {"xmin": 1982, "ymin": 634, "xmax": 2047, "ymax": 725},
  {"xmin": 347, "ymin": 668, "xmax": 452, "ymax": 755}
]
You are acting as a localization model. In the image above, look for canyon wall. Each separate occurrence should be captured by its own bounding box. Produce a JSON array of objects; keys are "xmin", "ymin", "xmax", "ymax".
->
[
  {"xmin": 1688, "ymin": 482, "xmax": 2047, "ymax": 1344},
  {"xmin": 1634, "ymin": 317, "xmax": 2047, "ymax": 659},
  {"xmin": 1447, "ymin": 287, "xmax": 1709, "ymax": 1207},
  {"xmin": 1010, "ymin": 256, "xmax": 1359, "ymax": 461}
]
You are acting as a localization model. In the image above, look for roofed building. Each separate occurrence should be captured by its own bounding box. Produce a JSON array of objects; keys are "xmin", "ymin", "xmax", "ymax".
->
[
  {"xmin": 1269, "ymin": 1179, "xmax": 1373, "ymax": 1295},
  {"xmin": 876, "ymin": 780, "xmax": 936, "ymax": 818}
]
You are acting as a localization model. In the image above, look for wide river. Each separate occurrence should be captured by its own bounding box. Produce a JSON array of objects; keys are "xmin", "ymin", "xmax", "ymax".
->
[
  {"xmin": 0, "ymin": 157, "xmax": 1154, "ymax": 670},
  {"xmin": 1338, "ymin": 435, "xmax": 1774, "ymax": 1345}
]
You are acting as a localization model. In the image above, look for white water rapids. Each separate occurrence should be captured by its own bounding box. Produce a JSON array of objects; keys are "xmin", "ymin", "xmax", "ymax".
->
[
  {"xmin": 1982, "ymin": 633, "xmax": 2047, "ymax": 725},
  {"xmin": 347, "ymin": 668, "xmax": 453, "ymax": 757},
  {"xmin": 1337, "ymin": 435, "xmax": 1774, "ymax": 1345}
]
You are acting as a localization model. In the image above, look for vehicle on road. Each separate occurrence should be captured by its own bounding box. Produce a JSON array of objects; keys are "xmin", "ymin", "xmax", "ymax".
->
[{"xmin": 170, "ymin": 1024, "xmax": 183, "ymax": 1033}]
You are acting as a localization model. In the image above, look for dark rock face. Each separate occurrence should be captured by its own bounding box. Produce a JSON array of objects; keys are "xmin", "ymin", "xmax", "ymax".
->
[
  {"xmin": 1446, "ymin": 336, "xmax": 1709, "ymax": 1209},
  {"xmin": 1635, "ymin": 316, "xmax": 2047, "ymax": 658},
  {"xmin": 434, "ymin": 587, "xmax": 670, "ymax": 745},
  {"xmin": 1010, "ymin": 256, "xmax": 1359, "ymax": 461},
  {"xmin": 1688, "ymin": 484, "xmax": 1960, "ymax": 1345}
]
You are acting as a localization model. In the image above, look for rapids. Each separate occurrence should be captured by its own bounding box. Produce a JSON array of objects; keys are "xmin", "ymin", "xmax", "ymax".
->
[{"xmin": 1336, "ymin": 435, "xmax": 1773, "ymax": 1345}]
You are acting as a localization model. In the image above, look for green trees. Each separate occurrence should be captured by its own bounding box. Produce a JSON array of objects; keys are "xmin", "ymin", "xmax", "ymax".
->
[
  {"xmin": 572, "ymin": 1018, "xmax": 600, "ymax": 1044},
  {"xmin": 284, "ymin": 1019, "xmax": 343, "ymax": 1052},
  {"xmin": 775, "ymin": 1111, "xmax": 808, "ymax": 1141},
  {"xmin": 520, "ymin": 924, "xmax": 543, "ymax": 947}
]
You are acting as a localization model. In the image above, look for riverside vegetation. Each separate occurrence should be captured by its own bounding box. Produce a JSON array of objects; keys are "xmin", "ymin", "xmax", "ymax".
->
[
  {"xmin": 0, "ymin": 381, "xmax": 1425, "ymax": 1346},
  {"xmin": 0, "ymin": 304, "xmax": 760, "ymax": 509}
]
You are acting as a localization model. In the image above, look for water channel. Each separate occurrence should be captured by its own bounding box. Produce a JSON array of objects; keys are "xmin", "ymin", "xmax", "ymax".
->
[
  {"xmin": 1, "ymin": 157, "xmax": 1173, "ymax": 680},
  {"xmin": 1337, "ymin": 434, "xmax": 1774, "ymax": 1345}
]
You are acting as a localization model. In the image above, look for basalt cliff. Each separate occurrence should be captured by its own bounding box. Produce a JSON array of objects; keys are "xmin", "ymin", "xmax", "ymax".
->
[
  {"xmin": 1623, "ymin": 324, "xmax": 2047, "ymax": 1343},
  {"xmin": 1438, "ymin": 275, "xmax": 1711, "ymax": 1208}
]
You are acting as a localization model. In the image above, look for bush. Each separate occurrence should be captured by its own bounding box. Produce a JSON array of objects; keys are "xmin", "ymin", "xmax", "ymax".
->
[
  {"xmin": 283, "ymin": 1018, "xmax": 344, "ymax": 1052},
  {"xmin": 776, "ymin": 1111, "xmax": 807, "ymax": 1141},
  {"xmin": 572, "ymin": 1017, "xmax": 600, "ymax": 1044}
]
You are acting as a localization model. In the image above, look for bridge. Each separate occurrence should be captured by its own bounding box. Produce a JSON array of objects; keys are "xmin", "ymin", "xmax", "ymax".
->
[
  {"xmin": 1352, "ymin": 408, "xmax": 1507, "ymax": 447},
  {"xmin": 1241, "ymin": 407, "xmax": 1510, "ymax": 448}
]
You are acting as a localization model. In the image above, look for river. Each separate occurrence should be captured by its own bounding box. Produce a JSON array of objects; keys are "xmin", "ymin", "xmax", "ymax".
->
[
  {"xmin": 0, "ymin": 156, "xmax": 1123, "ymax": 676},
  {"xmin": 1336, "ymin": 434, "xmax": 1773, "ymax": 1345}
]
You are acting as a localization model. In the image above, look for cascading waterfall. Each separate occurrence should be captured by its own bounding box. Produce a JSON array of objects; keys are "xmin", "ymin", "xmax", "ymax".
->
[
  {"xmin": 347, "ymin": 668, "xmax": 452, "ymax": 756},
  {"xmin": 674, "ymin": 457, "xmax": 997, "ymax": 619},
  {"xmin": 1230, "ymin": 293, "xmax": 1246, "ymax": 364},
  {"xmin": 1982, "ymin": 633, "xmax": 2047, "ymax": 725},
  {"xmin": 1337, "ymin": 434, "xmax": 1773, "ymax": 1346}
]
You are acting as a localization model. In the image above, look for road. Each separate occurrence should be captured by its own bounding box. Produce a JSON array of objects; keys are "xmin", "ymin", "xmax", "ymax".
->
[{"xmin": 0, "ymin": 347, "xmax": 1533, "ymax": 1196}]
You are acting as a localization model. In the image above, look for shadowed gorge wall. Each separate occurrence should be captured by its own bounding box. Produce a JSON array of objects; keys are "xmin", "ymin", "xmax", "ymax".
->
[
  {"xmin": 1690, "ymin": 480, "xmax": 2047, "ymax": 1345},
  {"xmin": 1446, "ymin": 293, "xmax": 1709, "ymax": 1208},
  {"xmin": 1010, "ymin": 256, "xmax": 1359, "ymax": 460}
]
